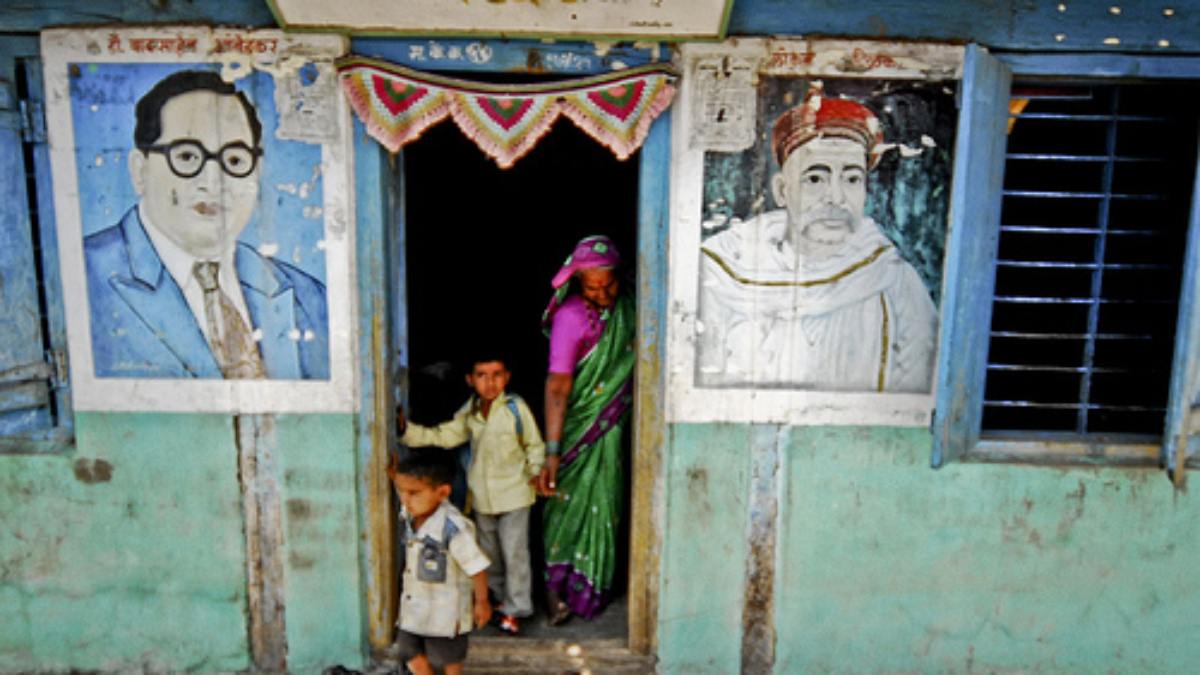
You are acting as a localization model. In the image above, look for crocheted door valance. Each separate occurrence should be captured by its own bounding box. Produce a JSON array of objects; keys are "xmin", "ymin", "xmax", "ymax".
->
[{"xmin": 337, "ymin": 56, "xmax": 677, "ymax": 169}]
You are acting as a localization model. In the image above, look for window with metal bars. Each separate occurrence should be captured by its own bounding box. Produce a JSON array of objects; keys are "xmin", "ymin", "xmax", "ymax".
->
[
  {"xmin": 984, "ymin": 82, "xmax": 1196, "ymax": 439},
  {"xmin": 932, "ymin": 47, "xmax": 1200, "ymax": 478},
  {"xmin": 0, "ymin": 46, "xmax": 72, "ymax": 451}
]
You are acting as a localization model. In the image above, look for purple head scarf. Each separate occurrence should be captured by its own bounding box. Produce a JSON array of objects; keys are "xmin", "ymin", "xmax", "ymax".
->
[{"xmin": 542, "ymin": 235, "xmax": 622, "ymax": 336}]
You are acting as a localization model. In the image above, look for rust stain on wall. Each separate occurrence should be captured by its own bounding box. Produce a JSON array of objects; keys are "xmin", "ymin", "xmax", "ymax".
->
[
  {"xmin": 525, "ymin": 49, "xmax": 544, "ymax": 73},
  {"xmin": 72, "ymin": 458, "xmax": 113, "ymax": 484},
  {"xmin": 286, "ymin": 498, "xmax": 312, "ymax": 520},
  {"xmin": 1057, "ymin": 480, "xmax": 1087, "ymax": 539},
  {"xmin": 685, "ymin": 466, "xmax": 713, "ymax": 519},
  {"xmin": 289, "ymin": 551, "xmax": 316, "ymax": 571}
]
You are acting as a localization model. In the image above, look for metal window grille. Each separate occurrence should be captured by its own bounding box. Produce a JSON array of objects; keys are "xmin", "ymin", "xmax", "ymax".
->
[{"xmin": 983, "ymin": 82, "xmax": 1199, "ymax": 438}]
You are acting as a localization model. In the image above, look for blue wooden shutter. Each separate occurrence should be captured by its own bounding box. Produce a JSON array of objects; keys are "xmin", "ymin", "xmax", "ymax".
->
[
  {"xmin": 931, "ymin": 45, "xmax": 1012, "ymax": 467},
  {"xmin": 1162, "ymin": 137, "xmax": 1200, "ymax": 485},
  {"xmin": 0, "ymin": 45, "xmax": 69, "ymax": 444}
]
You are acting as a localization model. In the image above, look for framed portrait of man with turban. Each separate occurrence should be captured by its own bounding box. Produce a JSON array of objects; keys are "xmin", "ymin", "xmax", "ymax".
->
[{"xmin": 669, "ymin": 39, "xmax": 964, "ymax": 425}]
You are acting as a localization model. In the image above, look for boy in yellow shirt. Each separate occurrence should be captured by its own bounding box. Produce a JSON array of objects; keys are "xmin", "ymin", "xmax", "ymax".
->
[{"xmin": 400, "ymin": 355, "xmax": 545, "ymax": 634}]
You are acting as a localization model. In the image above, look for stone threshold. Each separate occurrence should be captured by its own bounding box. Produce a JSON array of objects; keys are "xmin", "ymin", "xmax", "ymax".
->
[
  {"xmin": 465, "ymin": 637, "xmax": 656, "ymax": 674},
  {"xmin": 370, "ymin": 637, "xmax": 655, "ymax": 675}
]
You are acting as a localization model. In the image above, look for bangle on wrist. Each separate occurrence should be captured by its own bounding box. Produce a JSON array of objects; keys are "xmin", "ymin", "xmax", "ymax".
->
[{"xmin": 545, "ymin": 440, "xmax": 560, "ymax": 456}]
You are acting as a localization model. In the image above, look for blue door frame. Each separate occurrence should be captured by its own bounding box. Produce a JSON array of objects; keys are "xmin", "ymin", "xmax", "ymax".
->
[{"xmin": 348, "ymin": 37, "xmax": 673, "ymax": 654}]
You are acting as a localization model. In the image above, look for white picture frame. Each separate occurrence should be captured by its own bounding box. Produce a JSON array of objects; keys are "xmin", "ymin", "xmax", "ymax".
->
[
  {"xmin": 667, "ymin": 39, "xmax": 965, "ymax": 426},
  {"xmin": 42, "ymin": 27, "xmax": 358, "ymax": 413}
]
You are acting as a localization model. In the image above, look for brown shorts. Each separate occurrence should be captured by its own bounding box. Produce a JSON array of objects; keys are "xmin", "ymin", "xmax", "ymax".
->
[{"xmin": 395, "ymin": 628, "xmax": 469, "ymax": 668}]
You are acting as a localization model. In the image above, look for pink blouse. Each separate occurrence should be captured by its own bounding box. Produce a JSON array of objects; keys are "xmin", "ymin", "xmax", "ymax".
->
[{"xmin": 547, "ymin": 295, "xmax": 605, "ymax": 375}]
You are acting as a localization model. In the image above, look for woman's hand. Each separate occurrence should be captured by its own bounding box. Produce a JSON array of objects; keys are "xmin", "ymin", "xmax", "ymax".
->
[{"xmin": 535, "ymin": 455, "xmax": 560, "ymax": 496}]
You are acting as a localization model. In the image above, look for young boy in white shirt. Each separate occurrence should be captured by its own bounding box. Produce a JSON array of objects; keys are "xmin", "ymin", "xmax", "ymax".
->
[
  {"xmin": 400, "ymin": 355, "xmax": 545, "ymax": 635},
  {"xmin": 386, "ymin": 450, "xmax": 491, "ymax": 675}
]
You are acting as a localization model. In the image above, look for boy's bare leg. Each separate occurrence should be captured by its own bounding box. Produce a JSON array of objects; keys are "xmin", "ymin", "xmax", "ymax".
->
[
  {"xmin": 407, "ymin": 655, "xmax": 434, "ymax": 675},
  {"xmin": 443, "ymin": 663, "xmax": 464, "ymax": 675}
]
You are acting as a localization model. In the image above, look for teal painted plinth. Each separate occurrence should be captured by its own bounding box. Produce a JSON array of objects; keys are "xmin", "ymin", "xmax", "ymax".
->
[
  {"xmin": 274, "ymin": 413, "xmax": 365, "ymax": 672},
  {"xmin": 0, "ymin": 411, "xmax": 365, "ymax": 674},
  {"xmin": 0, "ymin": 412, "xmax": 250, "ymax": 672},
  {"xmin": 775, "ymin": 426, "xmax": 1200, "ymax": 674},
  {"xmin": 657, "ymin": 423, "xmax": 752, "ymax": 674},
  {"xmin": 657, "ymin": 423, "xmax": 1200, "ymax": 674}
]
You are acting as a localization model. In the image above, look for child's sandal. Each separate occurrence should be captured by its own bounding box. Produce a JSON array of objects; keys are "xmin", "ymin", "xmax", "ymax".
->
[{"xmin": 498, "ymin": 615, "xmax": 520, "ymax": 635}]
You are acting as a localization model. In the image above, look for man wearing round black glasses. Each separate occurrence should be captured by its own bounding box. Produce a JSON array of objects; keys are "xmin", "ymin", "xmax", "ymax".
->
[{"xmin": 84, "ymin": 69, "xmax": 329, "ymax": 380}]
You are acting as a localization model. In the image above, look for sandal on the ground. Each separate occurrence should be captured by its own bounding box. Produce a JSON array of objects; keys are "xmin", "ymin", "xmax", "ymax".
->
[
  {"xmin": 498, "ymin": 615, "xmax": 520, "ymax": 635},
  {"xmin": 548, "ymin": 600, "xmax": 571, "ymax": 626}
]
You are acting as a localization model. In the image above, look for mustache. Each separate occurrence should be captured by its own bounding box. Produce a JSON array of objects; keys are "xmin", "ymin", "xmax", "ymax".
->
[{"xmin": 803, "ymin": 206, "xmax": 858, "ymax": 224}]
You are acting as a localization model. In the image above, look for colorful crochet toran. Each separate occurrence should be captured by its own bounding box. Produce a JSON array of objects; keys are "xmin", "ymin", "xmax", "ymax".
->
[{"xmin": 338, "ymin": 55, "xmax": 677, "ymax": 169}]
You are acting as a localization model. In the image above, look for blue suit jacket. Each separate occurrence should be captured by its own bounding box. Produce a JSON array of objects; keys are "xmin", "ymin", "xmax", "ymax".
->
[{"xmin": 84, "ymin": 207, "xmax": 330, "ymax": 379}]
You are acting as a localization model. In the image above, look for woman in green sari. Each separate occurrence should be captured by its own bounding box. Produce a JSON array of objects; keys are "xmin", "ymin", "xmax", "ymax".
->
[{"xmin": 536, "ymin": 236, "xmax": 636, "ymax": 624}]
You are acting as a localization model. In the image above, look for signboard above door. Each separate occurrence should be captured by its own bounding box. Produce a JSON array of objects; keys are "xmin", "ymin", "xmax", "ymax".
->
[{"xmin": 267, "ymin": 0, "xmax": 733, "ymax": 40}]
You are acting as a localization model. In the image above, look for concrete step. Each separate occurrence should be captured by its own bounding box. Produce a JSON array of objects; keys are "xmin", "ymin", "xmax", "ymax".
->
[{"xmin": 464, "ymin": 637, "xmax": 656, "ymax": 674}]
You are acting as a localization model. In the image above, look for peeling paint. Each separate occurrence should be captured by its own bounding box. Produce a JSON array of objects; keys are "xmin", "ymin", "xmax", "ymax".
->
[
  {"xmin": 741, "ymin": 427, "xmax": 779, "ymax": 674},
  {"xmin": 366, "ymin": 311, "xmax": 399, "ymax": 649},
  {"xmin": 236, "ymin": 414, "xmax": 288, "ymax": 672}
]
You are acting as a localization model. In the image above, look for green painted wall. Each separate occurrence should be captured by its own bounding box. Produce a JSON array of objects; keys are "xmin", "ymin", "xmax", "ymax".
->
[
  {"xmin": 271, "ymin": 413, "xmax": 365, "ymax": 670},
  {"xmin": 658, "ymin": 424, "xmax": 1200, "ymax": 674},
  {"xmin": 0, "ymin": 411, "xmax": 364, "ymax": 673},
  {"xmin": 658, "ymin": 424, "xmax": 752, "ymax": 673}
]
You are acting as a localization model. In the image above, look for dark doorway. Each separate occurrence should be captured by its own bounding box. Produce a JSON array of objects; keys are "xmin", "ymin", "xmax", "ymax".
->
[
  {"xmin": 401, "ymin": 114, "xmax": 639, "ymax": 637},
  {"xmin": 404, "ymin": 118, "xmax": 639, "ymax": 419}
]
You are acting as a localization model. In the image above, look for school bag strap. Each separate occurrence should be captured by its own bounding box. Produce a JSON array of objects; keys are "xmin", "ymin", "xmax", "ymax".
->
[
  {"xmin": 505, "ymin": 394, "xmax": 525, "ymax": 446},
  {"xmin": 441, "ymin": 516, "xmax": 459, "ymax": 544},
  {"xmin": 399, "ymin": 512, "xmax": 460, "ymax": 552}
]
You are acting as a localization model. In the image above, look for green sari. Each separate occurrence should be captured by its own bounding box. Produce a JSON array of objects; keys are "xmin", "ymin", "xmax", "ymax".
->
[{"xmin": 543, "ymin": 291, "xmax": 636, "ymax": 619}]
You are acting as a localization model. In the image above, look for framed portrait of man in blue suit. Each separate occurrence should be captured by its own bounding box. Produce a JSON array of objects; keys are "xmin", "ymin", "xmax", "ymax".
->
[{"xmin": 43, "ymin": 28, "xmax": 357, "ymax": 413}]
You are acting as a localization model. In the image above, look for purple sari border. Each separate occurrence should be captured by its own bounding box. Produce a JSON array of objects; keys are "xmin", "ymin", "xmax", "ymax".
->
[{"xmin": 546, "ymin": 562, "xmax": 613, "ymax": 621}]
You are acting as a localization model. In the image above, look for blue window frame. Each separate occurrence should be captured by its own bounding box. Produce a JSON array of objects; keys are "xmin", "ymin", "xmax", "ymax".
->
[
  {"xmin": 932, "ymin": 45, "xmax": 1200, "ymax": 483},
  {"xmin": 0, "ymin": 38, "xmax": 71, "ymax": 452}
]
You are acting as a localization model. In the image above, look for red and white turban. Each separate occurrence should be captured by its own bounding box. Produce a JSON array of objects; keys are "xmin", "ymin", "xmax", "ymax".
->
[{"xmin": 771, "ymin": 83, "xmax": 884, "ymax": 168}]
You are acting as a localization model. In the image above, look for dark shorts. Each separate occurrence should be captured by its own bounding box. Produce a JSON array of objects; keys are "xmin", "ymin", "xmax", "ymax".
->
[{"xmin": 395, "ymin": 629, "xmax": 469, "ymax": 668}]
